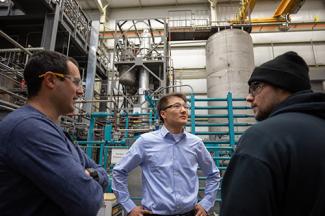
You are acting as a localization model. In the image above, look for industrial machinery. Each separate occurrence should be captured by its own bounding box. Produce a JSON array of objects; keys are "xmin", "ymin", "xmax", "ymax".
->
[
  {"xmin": 111, "ymin": 19, "xmax": 170, "ymax": 113},
  {"xmin": 0, "ymin": 0, "xmax": 110, "ymax": 117}
]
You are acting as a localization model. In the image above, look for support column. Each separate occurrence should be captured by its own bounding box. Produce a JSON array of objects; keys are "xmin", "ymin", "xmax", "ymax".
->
[
  {"xmin": 138, "ymin": 29, "xmax": 151, "ymax": 112},
  {"xmin": 41, "ymin": 3, "xmax": 60, "ymax": 50},
  {"xmin": 209, "ymin": 0, "xmax": 218, "ymax": 26},
  {"xmin": 84, "ymin": 20, "xmax": 100, "ymax": 114}
]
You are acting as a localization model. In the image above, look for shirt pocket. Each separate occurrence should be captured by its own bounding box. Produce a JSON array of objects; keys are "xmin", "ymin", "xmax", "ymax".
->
[{"xmin": 147, "ymin": 149, "xmax": 173, "ymax": 172}]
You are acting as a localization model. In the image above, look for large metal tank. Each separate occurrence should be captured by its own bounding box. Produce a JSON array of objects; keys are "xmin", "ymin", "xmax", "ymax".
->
[
  {"xmin": 206, "ymin": 29, "xmax": 254, "ymax": 98},
  {"xmin": 206, "ymin": 29, "xmax": 255, "ymax": 136}
]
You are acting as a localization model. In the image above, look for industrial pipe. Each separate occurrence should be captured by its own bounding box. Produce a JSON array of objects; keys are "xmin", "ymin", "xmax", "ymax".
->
[{"xmin": 0, "ymin": 30, "xmax": 32, "ymax": 55}]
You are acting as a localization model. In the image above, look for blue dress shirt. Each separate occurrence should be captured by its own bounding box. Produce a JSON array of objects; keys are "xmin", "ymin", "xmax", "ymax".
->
[{"xmin": 112, "ymin": 125, "xmax": 221, "ymax": 214}]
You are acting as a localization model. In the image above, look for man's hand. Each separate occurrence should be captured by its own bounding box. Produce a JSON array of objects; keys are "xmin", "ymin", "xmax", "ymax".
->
[
  {"xmin": 85, "ymin": 168, "xmax": 99, "ymax": 181},
  {"xmin": 195, "ymin": 204, "xmax": 207, "ymax": 216},
  {"xmin": 128, "ymin": 206, "xmax": 152, "ymax": 216}
]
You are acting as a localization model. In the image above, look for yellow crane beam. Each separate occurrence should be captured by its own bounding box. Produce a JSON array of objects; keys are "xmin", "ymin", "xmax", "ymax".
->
[
  {"xmin": 249, "ymin": 17, "xmax": 286, "ymax": 23},
  {"xmin": 231, "ymin": 0, "xmax": 305, "ymax": 24},
  {"xmin": 273, "ymin": 0, "xmax": 305, "ymax": 17}
]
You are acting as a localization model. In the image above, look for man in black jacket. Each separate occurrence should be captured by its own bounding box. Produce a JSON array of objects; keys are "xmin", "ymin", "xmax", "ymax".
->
[{"xmin": 220, "ymin": 51, "xmax": 325, "ymax": 216}]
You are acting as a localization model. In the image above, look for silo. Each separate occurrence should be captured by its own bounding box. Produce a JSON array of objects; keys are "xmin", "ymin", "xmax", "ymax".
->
[
  {"xmin": 206, "ymin": 29, "xmax": 254, "ymax": 98},
  {"xmin": 205, "ymin": 29, "xmax": 255, "ymax": 135}
]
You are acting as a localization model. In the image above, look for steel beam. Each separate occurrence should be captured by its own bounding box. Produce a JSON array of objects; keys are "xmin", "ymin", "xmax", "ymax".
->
[{"xmin": 41, "ymin": 3, "xmax": 60, "ymax": 50}]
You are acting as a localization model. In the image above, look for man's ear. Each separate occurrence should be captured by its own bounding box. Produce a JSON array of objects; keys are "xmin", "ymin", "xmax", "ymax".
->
[
  {"xmin": 42, "ymin": 74, "xmax": 56, "ymax": 89},
  {"xmin": 160, "ymin": 110, "xmax": 167, "ymax": 121},
  {"xmin": 278, "ymin": 88, "xmax": 292, "ymax": 102}
]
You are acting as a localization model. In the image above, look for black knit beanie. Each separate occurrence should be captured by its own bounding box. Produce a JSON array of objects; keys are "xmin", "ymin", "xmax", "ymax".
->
[{"xmin": 248, "ymin": 51, "xmax": 311, "ymax": 93}]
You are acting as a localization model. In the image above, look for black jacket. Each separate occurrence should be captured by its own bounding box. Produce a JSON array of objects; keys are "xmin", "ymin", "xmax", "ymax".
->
[{"xmin": 220, "ymin": 91, "xmax": 325, "ymax": 216}]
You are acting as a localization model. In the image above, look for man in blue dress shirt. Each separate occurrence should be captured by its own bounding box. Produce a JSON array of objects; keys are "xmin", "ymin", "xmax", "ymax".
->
[{"xmin": 112, "ymin": 93, "xmax": 221, "ymax": 216}]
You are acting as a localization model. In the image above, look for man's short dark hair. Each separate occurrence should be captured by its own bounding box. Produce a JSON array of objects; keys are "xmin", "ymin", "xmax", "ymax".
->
[
  {"xmin": 24, "ymin": 51, "xmax": 75, "ymax": 98},
  {"xmin": 157, "ymin": 92, "xmax": 187, "ymax": 123},
  {"xmin": 68, "ymin": 56, "xmax": 79, "ymax": 69}
]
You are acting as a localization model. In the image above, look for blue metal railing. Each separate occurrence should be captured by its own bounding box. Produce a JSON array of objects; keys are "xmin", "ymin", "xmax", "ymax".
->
[{"xmin": 76, "ymin": 92, "xmax": 254, "ymax": 199}]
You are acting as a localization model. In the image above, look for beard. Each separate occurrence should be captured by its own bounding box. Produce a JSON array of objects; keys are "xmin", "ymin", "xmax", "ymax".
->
[
  {"xmin": 254, "ymin": 103, "xmax": 277, "ymax": 121},
  {"xmin": 255, "ymin": 110, "xmax": 271, "ymax": 121}
]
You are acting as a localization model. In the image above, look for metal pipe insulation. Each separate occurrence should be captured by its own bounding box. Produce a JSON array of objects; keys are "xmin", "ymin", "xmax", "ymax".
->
[{"xmin": 0, "ymin": 47, "xmax": 44, "ymax": 53}]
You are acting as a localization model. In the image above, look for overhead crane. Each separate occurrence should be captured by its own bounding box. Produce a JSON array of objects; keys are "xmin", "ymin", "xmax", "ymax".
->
[{"xmin": 234, "ymin": 0, "xmax": 306, "ymax": 23}]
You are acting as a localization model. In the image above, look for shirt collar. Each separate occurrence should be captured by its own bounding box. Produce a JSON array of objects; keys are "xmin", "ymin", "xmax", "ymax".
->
[{"xmin": 160, "ymin": 125, "xmax": 187, "ymax": 138}]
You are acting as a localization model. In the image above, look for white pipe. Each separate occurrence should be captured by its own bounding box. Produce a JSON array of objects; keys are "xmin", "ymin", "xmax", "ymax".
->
[
  {"xmin": 208, "ymin": 0, "xmax": 218, "ymax": 26},
  {"xmin": 138, "ymin": 29, "xmax": 151, "ymax": 111},
  {"xmin": 139, "ymin": 68, "xmax": 149, "ymax": 111}
]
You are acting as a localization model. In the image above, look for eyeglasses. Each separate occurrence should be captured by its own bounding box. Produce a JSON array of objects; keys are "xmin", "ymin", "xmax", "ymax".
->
[
  {"xmin": 38, "ymin": 72, "xmax": 82, "ymax": 87},
  {"xmin": 249, "ymin": 81, "xmax": 265, "ymax": 97},
  {"xmin": 163, "ymin": 103, "xmax": 190, "ymax": 110}
]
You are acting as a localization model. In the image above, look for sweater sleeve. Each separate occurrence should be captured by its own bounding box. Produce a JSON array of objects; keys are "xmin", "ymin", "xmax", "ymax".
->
[
  {"xmin": 7, "ymin": 117, "xmax": 104, "ymax": 216},
  {"xmin": 220, "ymin": 154, "xmax": 275, "ymax": 216},
  {"xmin": 78, "ymin": 145, "xmax": 109, "ymax": 191}
]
